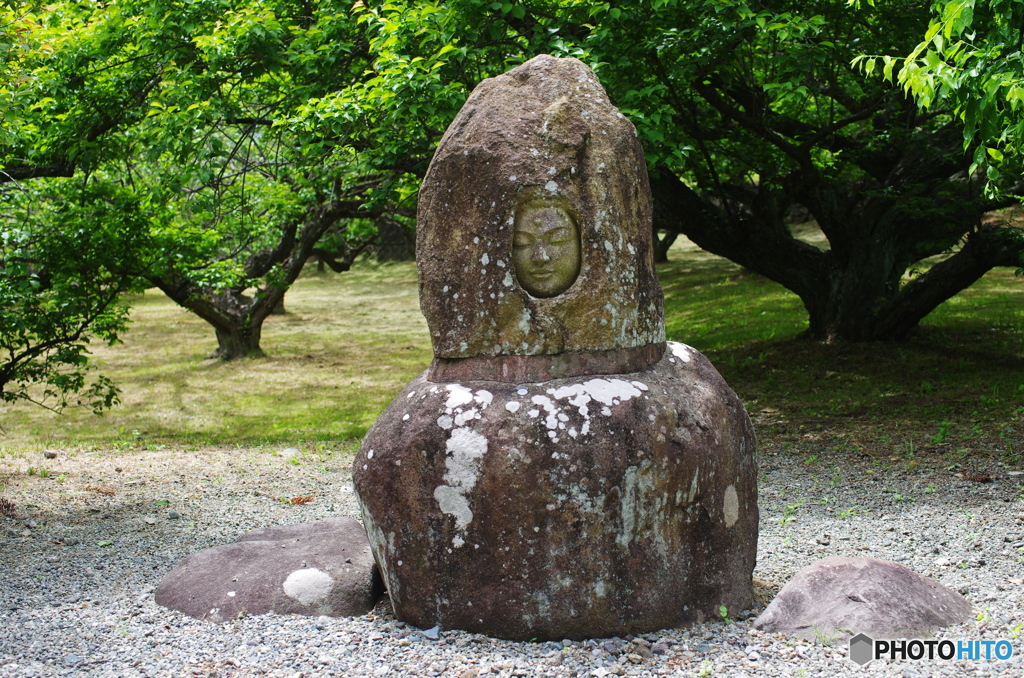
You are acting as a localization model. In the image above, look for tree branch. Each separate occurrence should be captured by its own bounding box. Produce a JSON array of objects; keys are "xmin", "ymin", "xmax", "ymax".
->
[
  {"xmin": 873, "ymin": 225, "xmax": 1024, "ymax": 339},
  {"xmin": 650, "ymin": 170, "xmax": 829, "ymax": 300}
]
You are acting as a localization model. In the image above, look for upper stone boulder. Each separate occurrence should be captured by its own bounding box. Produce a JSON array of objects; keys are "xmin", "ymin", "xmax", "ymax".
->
[{"xmin": 417, "ymin": 55, "xmax": 664, "ymax": 365}]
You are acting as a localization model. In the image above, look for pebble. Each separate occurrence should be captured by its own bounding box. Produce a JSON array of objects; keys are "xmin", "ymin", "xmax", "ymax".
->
[{"xmin": 0, "ymin": 444, "xmax": 1021, "ymax": 677}]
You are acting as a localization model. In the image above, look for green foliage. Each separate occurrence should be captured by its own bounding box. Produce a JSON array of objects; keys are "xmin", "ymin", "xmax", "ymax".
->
[
  {"xmin": 1, "ymin": 181, "xmax": 148, "ymax": 413},
  {"xmin": 3, "ymin": 0, "xmax": 1022, "ymax": 408},
  {"xmin": 858, "ymin": 1, "xmax": 1024, "ymax": 197}
]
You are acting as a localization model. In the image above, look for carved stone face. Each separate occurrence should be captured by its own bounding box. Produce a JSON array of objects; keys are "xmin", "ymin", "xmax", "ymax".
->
[{"xmin": 512, "ymin": 204, "xmax": 581, "ymax": 298}]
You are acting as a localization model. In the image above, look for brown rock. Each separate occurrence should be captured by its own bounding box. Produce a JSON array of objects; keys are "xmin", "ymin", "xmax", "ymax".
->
[
  {"xmin": 353, "ymin": 343, "xmax": 757, "ymax": 640},
  {"xmin": 417, "ymin": 54, "xmax": 664, "ymax": 361},
  {"xmin": 155, "ymin": 518, "xmax": 383, "ymax": 622},
  {"xmin": 752, "ymin": 557, "xmax": 973, "ymax": 641}
]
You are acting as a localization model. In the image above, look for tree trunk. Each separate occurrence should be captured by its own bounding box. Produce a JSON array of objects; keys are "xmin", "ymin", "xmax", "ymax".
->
[
  {"xmin": 148, "ymin": 279, "xmax": 271, "ymax": 360},
  {"xmin": 649, "ymin": 171, "xmax": 1024, "ymax": 342},
  {"xmin": 149, "ymin": 197, "xmax": 383, "ymax": 360},
  {"xmin": 212, "ymin": 323, "xmax": 265, "ymax": 360},
  {"xmin": 653, "ymin": 229, "xmax": 679, "ymax": 263}
]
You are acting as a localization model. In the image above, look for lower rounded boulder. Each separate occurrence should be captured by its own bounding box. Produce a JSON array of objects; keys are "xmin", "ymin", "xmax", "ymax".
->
[
  {"xmin": 155, "ymin": 517, "xmax": 384, "ymax": 622},
  {"xmin": 753, "ymin": 557, "xmax": 973, "ymax": 641},
  {"xmin": 353, "ymin": 341, "xmax": 758, "ymax": 640}
]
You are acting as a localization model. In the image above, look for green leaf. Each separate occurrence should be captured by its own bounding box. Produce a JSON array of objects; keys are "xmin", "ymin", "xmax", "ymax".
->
[{"xmin": 882, "ymin": 56, "xmax": 896, "ymax": 82}]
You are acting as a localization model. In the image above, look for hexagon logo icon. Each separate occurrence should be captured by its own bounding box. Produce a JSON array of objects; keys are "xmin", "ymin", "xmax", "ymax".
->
[{"xmin": 849, "ymin": 633, "xmax": 874, "ymax": 666}]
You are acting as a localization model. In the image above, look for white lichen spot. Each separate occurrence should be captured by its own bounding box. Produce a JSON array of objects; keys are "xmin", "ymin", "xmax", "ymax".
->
[
  {"xmin": 433, "ymin": 427, "xmax": 489, "ymax": 531},
  {"xmin": 518, "ymin": 308, "xmax": 532, "ymax": 334},
  {"xmin": 723, "ymin": 484, "xmax": 739, "ymax": 528},
  {"xmin": 576, "ymin": 378, "xmax": 643, "ymax": 407},
  {"xmin": 402, "ymin": 413, "xmax": 410, "ymax": 421},
  {"xmin": 473, "ymin": 236, "xmax": 480, "ymax": 244},
  {"xmin": 434, "ymin": 486, "xmax": 473, "ymax": 531},
  {"xmin": 282, "ymin": 568, "xmax": 334, "ymax": 605},
  {"xmin": 603, "ymin": 240, "xmax": 614, "ymax": 252},
  {"xmin": 616, "ymin": 461, "xmax": 657, "ymax": 547},
  {"xmin": 452, "ymin": 535, "xmax": 465, "ymax": 548},
  {"xmin": 473, "ymin": 390, "xmax": 494, "ymax": 408},
  {"xmin": 445, "ymin": 384, "xmax": 475, "ymax": 409},
  {"xmin": 531, "ymin": 394, "xmax": 561, "ymax": 430},
  {"xmin": 509, "ymin": 175, "xmax": 518, "ymax": 182},
  {"xmin": 367, "ymin": 450, "xmax": 374, "ymax": 460},
  {"xmin": 544, "ymin": 180, "xmax": 558, "ymax": 193},
  {"xmin": 528, "ymin": 409, "xmax": 540, "ymax": 418},
  {"xmin": 669, "ymin": 341, "xmax": 692, "ymax": 363},
  {"xmin": 454, "ymin": 408, "xmax": 480, "ymax": 427},
  {"xmin": 437, "ymin": 415, "xmax": 453, "ymax": 430},
  {"xmin": 496, "ymin": 259, "xmax": 506, "ymax": 268},
  {"xmin": 506, "ymin": 401, "xmax": 522, "ymax": 413},
  {"xmin": 481, "ymin": 253, "xmax": 489, "ymax": 266},
  {"xmin": 503, "ymin": 270, "xmax": 514, "ymax": 288},
  {"xmin": 517, "ymin": 388, "xmax": 529, "ymax": 396}
]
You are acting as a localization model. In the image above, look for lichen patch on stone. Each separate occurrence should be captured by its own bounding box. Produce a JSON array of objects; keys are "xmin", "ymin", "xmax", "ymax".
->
[
  {"xmin": 282, "ymin": 568, "xmax": 334, "ymax": 606},
  {"xmin": 434, "ymin": 427, "xmax": 489, "ymax": 531},
  {"xmin": 669, "ymin": 341, "xmax": 693, "ymax": 363},
  {"xmin": 445, "ymin": 384, "xmax": 475, "ymax": 409},
  {"xmin": 723, "ymin": 484, "xmax": 739, "ymax": 528}
]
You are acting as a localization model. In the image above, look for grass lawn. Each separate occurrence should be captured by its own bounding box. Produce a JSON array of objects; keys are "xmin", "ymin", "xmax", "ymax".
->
[{"xmin": 2, "ymin": 233, "xmax": 1022, "ymax": 472}]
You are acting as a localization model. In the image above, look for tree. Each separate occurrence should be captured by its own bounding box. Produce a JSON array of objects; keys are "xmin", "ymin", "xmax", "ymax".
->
[
  {"xmin": 4, "ymin": 0, "xmax": 425, "ymax": 361},
  {"xmin": 569, "ymin": 0, "xmax": 1024, "ymax": 341},
  {"xmin": 320, "ymin": 0, "xmax": 1024, "ymax": 342},
  {"xmin": 104, "ymin": 0, "xmax": 410, "ymax": 359},
  {"xmin": 1, "ymin": 3, "xmax": 156, "ymax": 413}
]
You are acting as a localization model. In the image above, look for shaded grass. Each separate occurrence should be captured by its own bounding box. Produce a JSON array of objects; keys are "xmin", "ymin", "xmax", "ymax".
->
[
  {"xmin": 1, "ymin": 239, "xmax": 1022, "ymax": 463},
  {"xmin": 659, "ymin": 237, "xmax": 1024, "ymax": 460}
]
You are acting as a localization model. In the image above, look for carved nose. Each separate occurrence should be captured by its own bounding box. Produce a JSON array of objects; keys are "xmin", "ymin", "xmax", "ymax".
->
[{"xmin": 534, "ymin": 244, "xmax": 550, "ymax": 261}]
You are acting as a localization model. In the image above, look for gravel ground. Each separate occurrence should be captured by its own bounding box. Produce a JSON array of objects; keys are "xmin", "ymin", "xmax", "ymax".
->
[{"xmin": 1, "ymin": 443, "xmax": 1022, "ymax": 678}]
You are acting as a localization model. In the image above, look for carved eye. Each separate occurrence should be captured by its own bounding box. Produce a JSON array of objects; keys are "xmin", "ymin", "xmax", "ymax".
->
[
  {"xmin": 513, "ymin": 233, "xmax": 535, "ymax": 249},
  {"xmin": 545, "ymin": 227, "xmax": 572, "ymax": 245}
]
